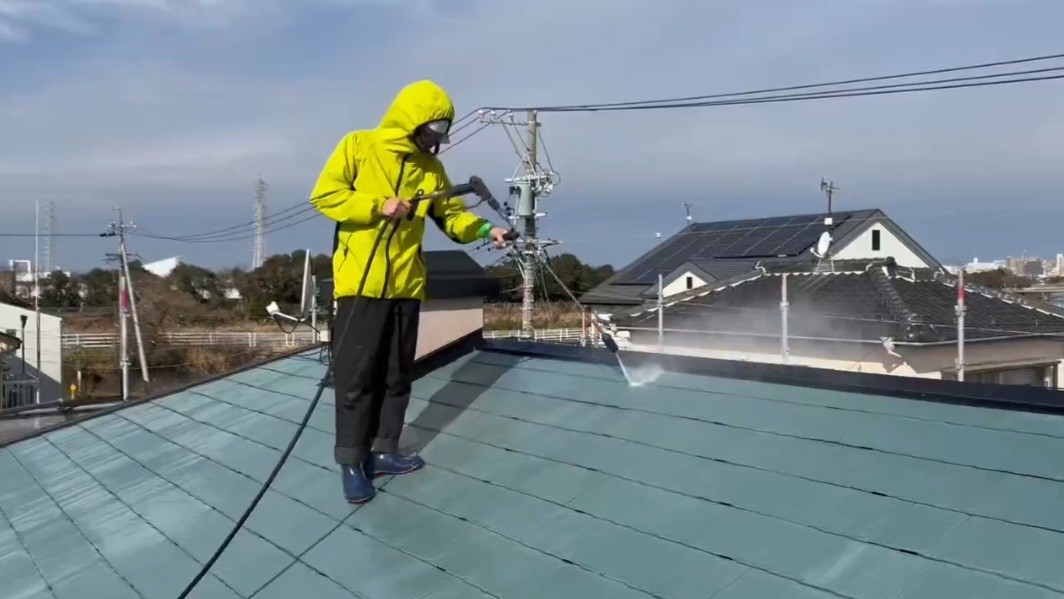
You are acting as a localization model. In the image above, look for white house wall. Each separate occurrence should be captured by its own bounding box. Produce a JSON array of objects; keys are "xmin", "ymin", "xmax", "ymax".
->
[
  {"xmin": 831, "ymin": 223, "xmax": 928, "ymax": 268},
  {"xmin": 624, "ymin": 334, "xmax": 925, "ymax": 377},
  {"xmin": 0, "ymin": 303, "xmax": 64, "ymax": 401},
  {"xmin": 621, "ymin": 329, "xmax": 1064, "ymax": 386}
]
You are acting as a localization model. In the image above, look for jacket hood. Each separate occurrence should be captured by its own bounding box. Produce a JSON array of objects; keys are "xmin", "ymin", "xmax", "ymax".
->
[{"xmin": 376, "ymin": 80, "xmax": 456, "ymax": 154}]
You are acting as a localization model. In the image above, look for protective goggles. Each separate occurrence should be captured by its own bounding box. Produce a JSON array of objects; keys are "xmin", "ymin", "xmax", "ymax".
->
[{"xmin": 422, "ymin": 119, "xmax": 451, "ymax": 144}]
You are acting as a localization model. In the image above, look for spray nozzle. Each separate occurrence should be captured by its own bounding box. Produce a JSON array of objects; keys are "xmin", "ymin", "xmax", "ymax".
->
[{"xmin": 601, "ymin": 332, "xmax": 619, "ymax": 353}]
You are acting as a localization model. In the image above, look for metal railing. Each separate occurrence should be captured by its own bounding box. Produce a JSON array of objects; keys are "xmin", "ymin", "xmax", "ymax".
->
[
  {"xmin": 62, "ymin": 327, "xmax": 594, "ymax": 348},
  {"xmin": 1, "ymin": 373, "xmax": 39, "ymax": 411},
  {"xmin": 63, "ymin": 331, "xmax": 318, "ymax": 349},
  {"xmin": 483, "ymin": 328, "xmax": 603, "ymax": 346}
]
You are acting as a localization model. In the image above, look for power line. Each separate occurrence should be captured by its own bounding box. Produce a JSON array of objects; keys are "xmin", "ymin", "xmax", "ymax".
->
[
  {"xmin": 138, "ymin": 212, "xmax": 322, "ymax": 244},
  {"xmin": 0, "ymin": 233, "xmax": 99, "ymax": 238},
  {"xmin": 131, "ymin": 112, "xmax": 486, "ymax": 244},
  {"xmin": 516, "ymin": 72, "xmax": 1064, "ymax": 113},
  {"xmin": 482, "ymin": 52, "xmax": 1064, "ymax": 113}
]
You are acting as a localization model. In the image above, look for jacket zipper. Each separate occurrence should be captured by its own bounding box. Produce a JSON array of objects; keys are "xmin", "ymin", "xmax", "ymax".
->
[{"xmin": 380, "ymin": 154, "xmax": 409, "ymax": 298}]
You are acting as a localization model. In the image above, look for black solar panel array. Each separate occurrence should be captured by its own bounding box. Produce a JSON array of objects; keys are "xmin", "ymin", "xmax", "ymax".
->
[{"xmin": 615, "ymin": 214, "xmax": 851, "ymax": 285}]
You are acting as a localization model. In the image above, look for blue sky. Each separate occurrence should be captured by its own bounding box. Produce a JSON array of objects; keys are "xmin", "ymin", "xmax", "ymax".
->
[{"xmin": 1, "ymin": 0, "xmax": 1063, "ymax": 274}]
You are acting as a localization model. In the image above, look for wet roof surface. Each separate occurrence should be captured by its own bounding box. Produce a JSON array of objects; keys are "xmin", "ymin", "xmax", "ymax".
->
[{"xmin": 3, "ymin": 348, "xmax": 1064, "ymax": 598}]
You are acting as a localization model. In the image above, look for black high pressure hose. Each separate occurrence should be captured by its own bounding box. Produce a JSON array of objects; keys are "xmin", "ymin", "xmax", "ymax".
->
[{"xmin": 176, "ymin": 215, "xmax": 400, "ymax": 598}]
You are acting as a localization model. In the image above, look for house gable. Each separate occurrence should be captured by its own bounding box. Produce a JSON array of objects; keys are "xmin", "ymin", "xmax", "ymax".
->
[{"xmin": 832, "ymin": 221, "xmax": 932, "ymax": 268}]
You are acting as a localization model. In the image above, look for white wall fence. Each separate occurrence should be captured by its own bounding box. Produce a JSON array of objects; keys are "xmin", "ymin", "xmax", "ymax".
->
[{"xmin": 63, "ymin": 331, "xmax": 318, "ymax": 349}]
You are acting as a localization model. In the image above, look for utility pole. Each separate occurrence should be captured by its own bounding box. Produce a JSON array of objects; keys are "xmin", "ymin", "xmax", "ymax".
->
[
  {"xmin": 657, "ymin": 274, "xmax": 664, "ymax": 351},
  {"xmin": 519, "ymin": 111, "xmax": 539, "ymax": 337},
  {"xmin": 34, "ymin": 200, "xmax": 41, "ymax": 401},
  {"xmin": 780, "ymin": 274, "xmax": 790, "ymax": 364},
  {"xmin": 253, "ymin": 176, "xmax": 268, "ymax": 270},
  {"xmin": 102, "ymin": 210, "xmax": 150, "ymax": 394},
  {"xmin": 476, "ymin": 109, "xmax": 560, "ymax": 339},
  {"xmin": 956, "ymin": 269, "xmax": 966, "ymax": 382},
  {"xmin": 119, "ymin": 271, "xmax": 130, "ymax": 400}
]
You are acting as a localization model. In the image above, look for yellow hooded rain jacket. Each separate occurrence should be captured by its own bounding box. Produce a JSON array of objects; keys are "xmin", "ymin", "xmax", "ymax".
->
[{"xmin": 309, "ymin": 80, "xmax": 490, "ymax": 301}]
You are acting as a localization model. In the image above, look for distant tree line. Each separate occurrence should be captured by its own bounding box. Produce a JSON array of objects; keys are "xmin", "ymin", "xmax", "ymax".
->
[
  {"xmin": 10, "ymin": 250, "xmax": 612, "ymax": 321},
  {"xmin": 484, "ymin": 253, "xmax": 614, "ymax": 303}
]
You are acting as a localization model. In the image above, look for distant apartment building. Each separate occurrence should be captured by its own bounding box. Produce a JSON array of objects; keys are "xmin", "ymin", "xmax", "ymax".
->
[
  {"xmin": 964, "ymin": 258, "xmax": 1007, "ymax": 273},
  {"xmin": 1006, "ymin": 256, "xmax": 1043, "ymax": 277}
]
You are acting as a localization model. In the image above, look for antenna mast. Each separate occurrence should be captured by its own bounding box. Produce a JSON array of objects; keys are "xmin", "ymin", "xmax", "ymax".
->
[
  {"xmin": 819, "ymin": 178, "xmax": 840, "ymax": 225},
  {"xmin": 684, "ymin": 201, "xmax": 693, "ymax": 225},
  {"xmin": 42, "ymin": 200, "xmax": 56, "ymax": 273},
  {"xmin": 253, "ymin": 176, "xmax": 268, "ymax": 269}
]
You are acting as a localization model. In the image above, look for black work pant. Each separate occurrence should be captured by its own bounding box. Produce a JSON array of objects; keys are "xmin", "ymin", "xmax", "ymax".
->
[{"xmin": 332, "ymin": 296, "xmax": 420, "ymax": 465}]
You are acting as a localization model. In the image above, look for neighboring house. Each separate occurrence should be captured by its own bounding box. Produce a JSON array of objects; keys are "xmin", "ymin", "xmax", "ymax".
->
[
  {"xmin": 0, "ymin": 291, "xmax": 65, "ymax": 403},
  {"xmin": 613, "ymin": 258, "xmax": 1064, "ymax": 387},
  {"xmin": 582, "ymin": 208, "xmax": 941, "ymax": 313}
]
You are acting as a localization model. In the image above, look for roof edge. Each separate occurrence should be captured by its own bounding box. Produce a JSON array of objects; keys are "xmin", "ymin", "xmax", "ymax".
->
[{"xmin": 481, "ymin": 339, "xmax": 1064, "ymax": 416}]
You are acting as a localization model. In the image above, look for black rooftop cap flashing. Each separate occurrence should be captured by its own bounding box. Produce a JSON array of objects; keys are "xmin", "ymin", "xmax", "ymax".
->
[
  {"xmin": 481, "ymin": 339, "xmax": 1064, "ymax": 416},
  {"xmin": 320, "ymin": 250, "xmax": 500, "ymax": 301}
]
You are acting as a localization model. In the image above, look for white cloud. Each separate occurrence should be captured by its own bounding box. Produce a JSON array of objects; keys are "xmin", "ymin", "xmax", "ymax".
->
[{"xmin": 0, "ymin": 0, "xmax": 358, "ymax": 41}]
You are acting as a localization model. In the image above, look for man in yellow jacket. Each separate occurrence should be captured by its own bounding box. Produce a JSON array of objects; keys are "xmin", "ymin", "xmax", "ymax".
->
[{"xmin": 310, "ymin": 80, "xmax": 508, "ymax": 504}]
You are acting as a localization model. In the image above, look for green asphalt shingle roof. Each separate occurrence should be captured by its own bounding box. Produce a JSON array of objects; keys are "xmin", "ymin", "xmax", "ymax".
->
[{"xmin": 4, "ymin": 347, "xmax": 1064, "ymax": 598}]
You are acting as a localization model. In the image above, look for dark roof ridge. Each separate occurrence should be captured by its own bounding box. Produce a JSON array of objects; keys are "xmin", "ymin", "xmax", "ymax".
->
[
  {"xmin": 483, "ymin": 339, "xmax": 1064, "ymax": 415},
  {"xmin": 866, "ymin": 261, "xmax": 934, "ymax": 342},
  {"xmin": 687, "ymin": 207, "xmax": 882, "ymax": 226}
]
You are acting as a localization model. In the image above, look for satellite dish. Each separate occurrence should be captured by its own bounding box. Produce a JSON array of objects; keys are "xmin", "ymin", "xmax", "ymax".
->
[
  {"xmin": 813, "ymin": 231, "xmax": 832, "ymax": 257},
  {"xmin": 298, "ymin": 250, "xmax": 313, "ymax": 318}
]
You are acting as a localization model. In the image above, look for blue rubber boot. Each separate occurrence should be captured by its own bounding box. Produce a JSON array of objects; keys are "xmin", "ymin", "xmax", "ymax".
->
[
  {"xmin": 366, "ymin": 452, "xmax": 425, "ymax": 477},
  {"xmin": 341, "ymin": 464, "xmax": 376, "ymax": 504}
]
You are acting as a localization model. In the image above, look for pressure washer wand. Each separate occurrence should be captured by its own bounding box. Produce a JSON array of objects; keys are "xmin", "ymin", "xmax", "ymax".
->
[
  {"xmin": 405, "ymin": 177, "xmax": 520, "ymax": 242},
  {"xmin": 530, "ymin": 250, "xmax": 620, "ymax": 354}
]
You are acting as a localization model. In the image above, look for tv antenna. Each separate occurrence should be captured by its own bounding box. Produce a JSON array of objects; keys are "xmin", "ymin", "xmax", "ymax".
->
[
  {"xmin": 263, "ymin": 250, "xmax": 317, "ymax": 344},
  {"xmin": 810, "ymin": 230, "xmax": 835, "ymax": 273},
  {"xmin": 812, "ymin": 180, "xmax": 837, "ymax": 272},
  {"xmin": 683, "ymin": 201, "xmax": 693, "ymax": 225},
  {"xmin": 265, "ymin": 250, "xmax": 317, "ymax": 332},
  {"xmin": 820, "ymin": 178, "xmax": 840, "ymax": 225}
]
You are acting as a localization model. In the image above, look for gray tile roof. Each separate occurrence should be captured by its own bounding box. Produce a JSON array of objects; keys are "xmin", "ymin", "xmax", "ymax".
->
[
  {"xmin": 616, "ymin": 261, "xmax": 1064, "ymax": 344},
  {"xmin": 582, "ymin": 208, "xmax": 944, "ymax": 308},
  {"xmin": 3, "ymin": 346, "xmax": 1064, "ymax": 597}
]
